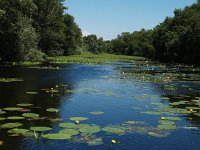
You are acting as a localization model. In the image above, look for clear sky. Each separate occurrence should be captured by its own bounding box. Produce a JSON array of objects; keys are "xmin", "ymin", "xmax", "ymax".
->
[{"xmin": 64, "ymin": 0, "xmax": 197, "ymax": 40}]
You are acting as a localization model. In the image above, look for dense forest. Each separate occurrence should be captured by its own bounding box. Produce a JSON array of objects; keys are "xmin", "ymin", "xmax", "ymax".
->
[{"xmin": 0, "ymin": 0, "xmax": 200, "ymax": 65}]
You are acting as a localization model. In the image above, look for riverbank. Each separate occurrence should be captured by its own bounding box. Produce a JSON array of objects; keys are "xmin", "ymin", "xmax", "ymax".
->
[
  {"xmin": 47, "ymin": 52, "xmax": 146, "ymax": 64},
  {"xmin": 1, "ymin": 53, "xmax": 146, "ymax": 66}
]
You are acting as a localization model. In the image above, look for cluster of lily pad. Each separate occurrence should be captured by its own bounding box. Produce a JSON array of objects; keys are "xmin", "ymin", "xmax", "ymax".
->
[
  {"xmin": 120, "ymin": 61, "xmax": 200, "ymax": 83},
  {"xmin": 0, "ymin": 101, "xmax": 184, "ymax": 147}
]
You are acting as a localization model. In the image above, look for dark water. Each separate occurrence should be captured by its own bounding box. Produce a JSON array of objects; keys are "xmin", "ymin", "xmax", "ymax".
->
[{"xmin": 0, "ymin": 62, "xmax": 200, "ymax": 150}]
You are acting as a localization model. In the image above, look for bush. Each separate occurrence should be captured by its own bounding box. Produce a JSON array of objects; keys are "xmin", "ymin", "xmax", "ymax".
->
[{"xmin": 24, "ymin": 50, "xmax": 46, "ymax": 62}]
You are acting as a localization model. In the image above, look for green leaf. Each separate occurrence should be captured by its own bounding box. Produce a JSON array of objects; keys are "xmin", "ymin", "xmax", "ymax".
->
[
  {"xmin": 17, "ymin": 103, "xmax": 33, "ymax": 107},
  {"xmin": 148, "ymin": 132, "xmax": 168, "ymax": 138},
  {"xmin": 42, "ymin": 133, "xmax": 71, "ymax": 140},
  {"xmin": 46, "ymin": 108, "xmax": 60, "ymax": 113},
  {"xmin": 69, "ymin": 117, "xmax": 89, "ymax": 121},
  {"xmin": 0, "ymin": 117, "xmax": 6, "ymax": 121},
  {"xmin": 89, "ymin": 112, "xmax": 104, "ymax": 115},
  {"xmin": 79, "ymin": 125, "xmax": 101, "ymax": 134},
  {"xmin": 8, "ymin": 128, "xmax": 29, "ymax": 135},
  {"xmin": 30, "ymin": 127, "xmax": 52, "ymax": 132},
  {"xmin": 22, "ymin": 113, "xmax": 39, "ymax": 118},
  {"xmin": 59, "ymin": 129, "xmax": 79, "ymax": 136},
  {"xmin": 3, "ymin": 107, "xmax": 23, "ymax": 111},
  {"xmin": 1, "ymin": 122, "xmax": 23, "ymax": 129},
  {"xmin": 7, "ymin": 116, "xmax": 25, "ymax": 120},
  {"xmin": 59, "ymin": 123, "xmax": 77, "ymax": 129}
]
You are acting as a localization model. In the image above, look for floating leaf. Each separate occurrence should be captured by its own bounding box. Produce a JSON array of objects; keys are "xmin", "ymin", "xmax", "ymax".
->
[
  {"xmin": 42, "ymin": 133, "xmax": 71, "ymax": 140},
  {"xmin": 26, "ymin": 92, "xmax": 38, "ymax": 95},
  {"xmin": 17, "ymin": 103, "xmax": 33, "ymax": 107},
  {"xmin": 7, "ymin": 116, "xmax": 25, "ymax": 120},
  {"xmin": 102, "ymin": 126, "xmax": 124, "ymax": 134},
  {"xmin": 157, "ymin": 124, "xmax": 176, "ymax": 130},
  {"xmin": 132, "ymin": 107, "xmax": 142, "ymax": 110},
  {"xmin": 46, "ymin": 108, "xmax": 60, "ymax": 113},
  {"xmin": 87, "ymin": 138, "xmax": 103, "ymax": 146},
  {"xmin": 89, "ymin": 111, "xmax": 104, "ymax": 115},
  {"xmin": 0, "ymin": 117, "xmax": 6, "ymax": 121},
  {"xmin": 79, "ymin": 125, "xmax": 101, "ymax": 134},
  {"xmin": 59, "ymin": 123, "xmax": 77, "ymax": 129},
  {"xmin": 186, "ymin": 106, "xmax": 200, "ymax": 110},
  {"xmin": 59, "ymin": 129, "xmax": 79, "ymax": 136},
  {"xmin": 30, "ymin": 127, "xmax": 52, "ymax": 132},
  {"xmin": 51, "ymin": 118, "xmax": 63, "ymax": 122},
  {"xmin": 148, "ymin": 132, "xmax": 168, "ymax": 138},
  {"xmin": 0, "ymin": 78, "xmax": 23, "ymax": 83},
  {"xmin": 1, "ymin": 122, "xmax": 23, "ymax": 129},
  {"xmin": 22, "ymin": 113, "xmax": 39, "ymax": 118},
  {"xmin": 141, "ymin": 111, "xmax": 163, "ymax": 115},
  {"xmin": 3, "ymin": 107, "xmax": 23, "ymax": 111},
  {"xmin": 194, "ymin": 113, "xmax": 200, "ymax": 116},
  {"xmin": 69, "ymin": 117, "xmax": 89, "ymax": 121},
  {"xmin": 126, "ymin": 121, "xmax": 138, "ymax": 124},
  {"xmin": 164, "ymin": 117, "xmax": 181, "ymax": 121},
  {"xmin": 0, "ymin": 110, "xmax": 6, "ymax": 114},
  {"xmin": 8, "ymin": 128, "xmax": 29, "ymax": 135},
  {"xmin": 18, "ymin": 109, "xmax": 31, "ymax": 112}
]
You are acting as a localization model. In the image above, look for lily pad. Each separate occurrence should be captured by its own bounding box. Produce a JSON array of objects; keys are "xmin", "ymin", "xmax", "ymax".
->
[
  {"xmin": 141, "ymin": 111, "xmax": 163, "ymax": 115},
  {"xmin": 3, "ymin": 107, "xmax": 23, "ymax": 111},
  {"xmin": 69, "ymin": 117, "xmax": 89, "ymax": 121},
  {"xmin": 30, "ymin": 127, "xmax": 52, "ymax": 132},
  {"xmin": 8, "ymin": 128, "xmax": 29, "ymax": 135},
  {"xmin": 132, "ymin": 107, "xmax": 142, "ymax": 110},
  {"xmin": 26, "ymin": 92, "xmax": 38, "ymax": 95},
  {"xmin": 0, "ymin": 117, "xmax": 6, "ymax": 121},
  {"xmin": 59, "ymin": 129, "xmax": 79, "ymax": 136},
  {"xmin": 51, "ymin": 118, "xmax": 63, "ymax": 122},
  {"xmin": 42, "ymin": 133, "xmax": 71, "ymax": 140},
  {"xmin": 87, "ymin": 138, "xmax": 103, "ymax": 146},
  {"xmin": 22, "ymin": 113, "xmax": 39, "ymax": 118},
  {"xmin": 102, "ymin": 126, "xmax": 124, "ymax": 134},
  {"xmin": 126, "ymin": 121, "xmax": 138, "ymax": 124},
  {"xmin": 1, "ymin": 122, "xmax": 23, "ymax": 129},
  {"xmin": 17, "ymin": 103, "xmax": 33, "ymax": 107},
  {"xmin": 157, "ymin": 124, "xmax": 176, "ymax": 130},
  {"xmin": 79, "ymin": 125, "xmax": 101, "ymax": 134},
  {"xmin": 0, "ymin": 78, "xmax": 23, "ymax": 83},
  {"xmin": 165, "ymin": 117, "xmax": 181, "ymax": 121},
  {"xmin": 0, "ymin": 110, "xmax": 6, "ymax": 114},
  {"xmin": 46, "ymin": 108, "xmax": 60, "ymax": 113},
  {"xmin": 18, "ymin": 109, "xmax": 31, "ymax": 112},
  {"xmin": 59, "ymin": 123, "xmax": 77, "ymax": 129},
  {"xmin": 89, "ymin": 112, "xmax": 104, "ymax": 115},
  {"xmin": 7, "ymin": 116, "xmax": 25, "ymax": 120},
  {"xmin": 148, "ymin": 132, "xmax": 168, "ymax": 138}
]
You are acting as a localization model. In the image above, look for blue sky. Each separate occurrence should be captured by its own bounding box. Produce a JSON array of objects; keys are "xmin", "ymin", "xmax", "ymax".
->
[{"xmin": 64, "ymin": 0, "xmax": 197, "ymax": 40}]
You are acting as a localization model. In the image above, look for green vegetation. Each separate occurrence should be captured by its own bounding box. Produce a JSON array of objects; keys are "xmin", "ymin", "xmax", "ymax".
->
[
  {"xmin": 1, "ymin": 0, "xmax": 199, "ymax": 65},
  {"xmin": 48, "ymin": 52, "xmax": 145, "ymax": 64}
]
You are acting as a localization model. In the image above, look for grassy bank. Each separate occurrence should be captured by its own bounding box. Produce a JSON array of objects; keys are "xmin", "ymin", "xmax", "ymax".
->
[{"xmin": 47, "ymin": 52, "xmax": 146, "ymax": 64}]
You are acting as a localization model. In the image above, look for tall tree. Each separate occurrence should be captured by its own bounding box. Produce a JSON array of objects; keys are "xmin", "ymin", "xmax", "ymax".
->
[
  {"xmin": 0, "ymin": 0, "xmax": 39, "ymax": 61},
  {"xmin": 63, "ymin": 14, "xmax": 83, "ymax": 55},
  {"xmin": 32, "ymin": 0, "xmax": 66, "ymax": 56}
]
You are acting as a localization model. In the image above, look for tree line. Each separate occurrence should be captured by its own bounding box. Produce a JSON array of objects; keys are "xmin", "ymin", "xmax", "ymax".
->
[
  {"xmin": 84, "ymin": 0, "xmax": 200, "ymax": 65},
  {"xmin": 0, "ymin": 0, "xmax": 200, "ymax": 65}
]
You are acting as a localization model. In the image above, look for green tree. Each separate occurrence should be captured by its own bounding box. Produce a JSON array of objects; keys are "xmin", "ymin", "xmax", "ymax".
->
[
  {"xmin": 32, "ymin": 0, "xmax": 66, "ymax": 56},
  {"xmin": 0, "ymin": 0, "xmax": 39, "ymax": 61},
  {"xmin": 63, "ymin": 14, "xmax": 83, "ymax": 55}
]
